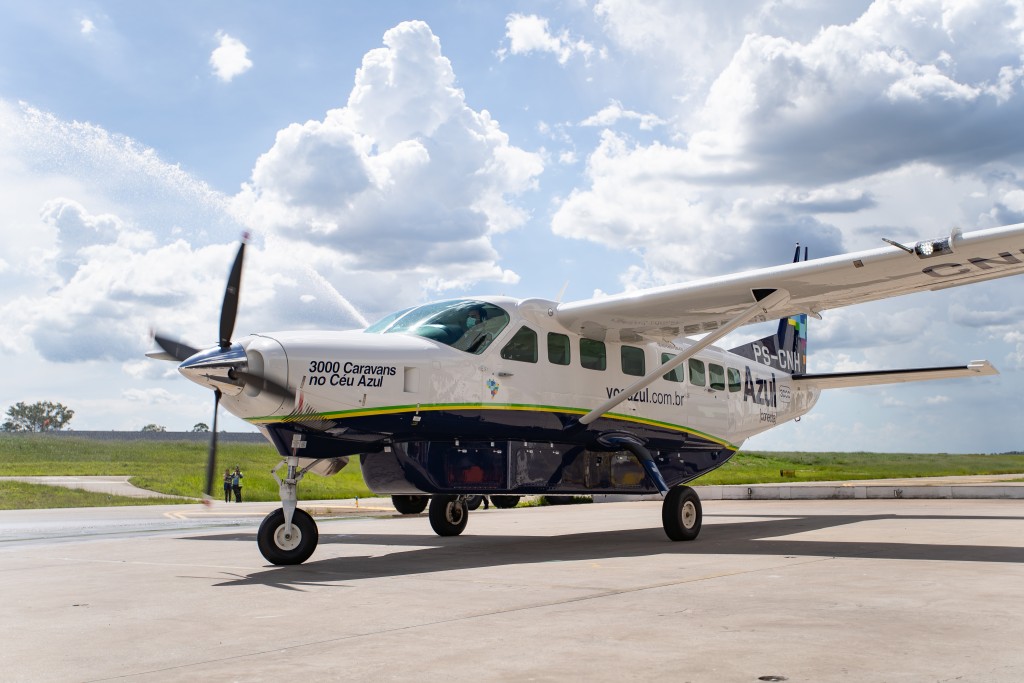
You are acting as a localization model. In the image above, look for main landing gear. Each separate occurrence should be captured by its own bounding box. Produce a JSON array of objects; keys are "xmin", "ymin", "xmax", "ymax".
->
[
  {"xmin": 428, "ymin": 495, "xmax": 469, "ymax": 536},
  {"xmin": 661, "ymin": 485, "xmax": 702, "ymax": 541},
  {"xmin": 256, "ymin": 468, "xmax": 700, "ymax": 565}
]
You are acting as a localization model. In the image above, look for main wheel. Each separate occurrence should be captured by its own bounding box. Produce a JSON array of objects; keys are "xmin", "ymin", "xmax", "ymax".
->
[
  {"xmin": 428, "ymin": 495, "xmax": 469, "ymax": 536},
  {"xmin": 491, "ymin": 495, "xmax": 521, "ymax": 509},
  {"xmin": 257, "ymin": 508, "xmax": 319, "ymax": 565},
  {"xmin": 662, "ymin": 486, "xmax": 702, "ymax": 541},
  {"xmin": 542, "ymin": 495, "xmax": 573, "ymax": 505},
  {"xmin": 466, "ymin": 495, "xmax": 483, "ymax": 511},
  {"xmin": 392, "ymin": 494, "xmax": 429, "ymax": 515}
]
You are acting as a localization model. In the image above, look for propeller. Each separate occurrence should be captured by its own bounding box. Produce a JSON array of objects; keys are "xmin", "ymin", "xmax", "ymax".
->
[
  {"xmin": 148, "ymin": 235, "xmax": 293, "ymax": 500},
  {"xmin": 219, "ymin": 240, "xmax": 245, "ymax": 350},
  {"xmin": 152, "ymin": 334, "xmax": 198, "ymax": 363},
  {"xmin": 205, "ymin": 389, "xmax": 222, "ymax": 498}
]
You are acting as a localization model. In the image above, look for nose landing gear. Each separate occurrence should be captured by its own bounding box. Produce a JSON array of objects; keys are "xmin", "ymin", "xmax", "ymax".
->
[
  {"xmin": 257, "ymin": 449, "xmax": 321, "ymax": 565},
  {"xmin": 257, "ymin": 507, "xmax": 319, "ymax": 565}
]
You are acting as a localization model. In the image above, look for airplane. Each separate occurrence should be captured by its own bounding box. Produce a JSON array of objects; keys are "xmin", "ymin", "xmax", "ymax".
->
[{"xmin": 150, "ymin": 223, "xmax": 1024, "ymax": 565}]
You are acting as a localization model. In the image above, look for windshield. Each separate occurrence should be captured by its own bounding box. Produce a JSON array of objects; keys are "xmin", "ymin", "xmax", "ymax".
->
[{"xmin": 364, "ymin": 300, "xmax": 510, "ymax": 354}]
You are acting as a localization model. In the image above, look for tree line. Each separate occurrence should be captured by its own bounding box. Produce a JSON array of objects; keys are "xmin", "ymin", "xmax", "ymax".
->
[{"xmin": 2, "ymin": 401, "xmax": 207, "ymax": 433}]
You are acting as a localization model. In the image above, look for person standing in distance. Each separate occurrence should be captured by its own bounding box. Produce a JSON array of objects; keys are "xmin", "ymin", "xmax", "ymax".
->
[{"xmin": 231, "ymin": 466, "xmax": 244, "ymax": 503}]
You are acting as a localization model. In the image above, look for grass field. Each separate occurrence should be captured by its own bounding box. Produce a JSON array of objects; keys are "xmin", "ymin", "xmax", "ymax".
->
[
  {"xmin": 0, "ymin": 480, "xmax": 191, "ymax": 510},
  {"xmin": 695, "ymin": 450, "xmax": 1024, "ymax": 485},
  {"xmin": 2, "ymin": 434, "xmax": 1023, "ymax": 510},
  {"xmin": 0, "ymin": 435, "xmax": 374, "ymax": 508}
]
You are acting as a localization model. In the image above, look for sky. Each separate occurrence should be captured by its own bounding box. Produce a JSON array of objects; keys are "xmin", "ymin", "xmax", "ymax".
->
[{"xmin": 1, "ymin": 0, "xmax": 1023, "ymax": 453}]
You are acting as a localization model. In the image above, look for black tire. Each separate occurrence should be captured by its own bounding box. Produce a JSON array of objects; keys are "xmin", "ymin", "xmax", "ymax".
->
[
  {"xmin": 491, "ymin": 495, "xmax": 521, "ymax": 509},
  {"xmin": 428, "ymin": 495, "xmax": 469, "ymax": 536},
  {"xmin": 466, "ymin": 495, "xmax": 483, "ymax": 511},
  {"xmin": 392, "ymin": 494, "xmax": 429, "ymax": 515},
  {"xmin": 542, "ymin": 495, "xmax": 573, "ymax": 505},
  {"xmin": 662, "ymin": 486, "xmax": 702, "ymax": 541},
  {"xmin": 257, "ymin": 508, "xmax": 319, "ymax": 565}
]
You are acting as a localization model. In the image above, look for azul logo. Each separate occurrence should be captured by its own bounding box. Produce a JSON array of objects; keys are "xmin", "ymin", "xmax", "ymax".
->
[
  {"xmin": 486, "ymin": 379, "xmax": 500, "ymax": 398},
  {"xmin": 743, "ymin": 367, "xmax": 777, "ymax": 408}
]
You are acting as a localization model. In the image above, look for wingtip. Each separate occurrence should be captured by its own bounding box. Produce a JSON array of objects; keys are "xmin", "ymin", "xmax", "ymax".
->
[{"xmin": 967, "ymin": 360, "xmax": 999, "ymax": 375}]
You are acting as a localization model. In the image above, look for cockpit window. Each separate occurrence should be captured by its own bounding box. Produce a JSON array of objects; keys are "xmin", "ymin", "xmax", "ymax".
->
[
  {"xmin": 364, "ymin": 300, "xmax": 510, "ymax": 355},
  {"xmin": 364, "ymin": 307, "xmax": 415, "ymax": 333}
]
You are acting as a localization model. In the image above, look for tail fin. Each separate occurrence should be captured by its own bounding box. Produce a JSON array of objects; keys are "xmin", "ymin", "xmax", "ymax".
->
[{"xmin": 729, "ymin": 244, "xmax": 808, "ymax": 375}]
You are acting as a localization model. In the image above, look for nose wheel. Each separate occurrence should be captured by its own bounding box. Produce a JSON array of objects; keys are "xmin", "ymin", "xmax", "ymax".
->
[{"xmin": 257, "ymin": 508, "xmax": 319, "ymax": 565}]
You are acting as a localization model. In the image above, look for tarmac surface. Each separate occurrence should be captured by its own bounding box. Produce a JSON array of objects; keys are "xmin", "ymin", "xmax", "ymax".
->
[{"xmin": 2, "ymin": 484, "xmax": 1024, "ymax": 682}]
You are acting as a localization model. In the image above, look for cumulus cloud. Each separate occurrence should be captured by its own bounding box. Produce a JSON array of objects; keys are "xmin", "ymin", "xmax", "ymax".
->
[
  {"xmin": 0, "ymin": 21, "xmax": 545, "ymax": 365},
  {"xmin": 80, "ymin": 19, "xmax": 95, "ymax": 35},
  {"xmin": 685, "ymin": 0, "xmax": 1024, "ymax": 185},
  {"xmin": 580, "ymin": 100, "xmax": 666, "ymax": 130},
  {"xmin": 232, "ymin": 20, "xmax": 542, "ymax": 311},
  {"xmin": 552, "ymin": 0, "xmax": 1024, "ymax": 295},
  {"xmin": 210, "ymin": 31, "xmax": 252, "ymax": 82},
  {"xmin": 501, "ymin": 13, "xmax": 596, "ymax": 65},
  {"xmin": 551, "ymin": 130, "xmax": 845, "ymax": 283}
]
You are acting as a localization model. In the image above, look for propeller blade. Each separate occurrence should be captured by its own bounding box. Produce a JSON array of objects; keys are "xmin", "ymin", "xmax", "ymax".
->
[
  {"xmin": 219, "ymin": 239, "xmax": 246, "ymax": 350},
  {"xmin": 204, "ymin": 389, "xmax": 221, "ymax": 497},
  {"xmin": 233, "ymin": 370, "xmax": 293, "ymax": 402},
  {"xmin": 153, "ymin": 333, "xmax": 199, "ymax": 362}
]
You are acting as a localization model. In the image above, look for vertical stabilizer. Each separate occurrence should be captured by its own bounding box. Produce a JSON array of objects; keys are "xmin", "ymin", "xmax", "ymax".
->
[{"xmin": 729, "ymin": 244, "xmax": 808, "ymax": 374}]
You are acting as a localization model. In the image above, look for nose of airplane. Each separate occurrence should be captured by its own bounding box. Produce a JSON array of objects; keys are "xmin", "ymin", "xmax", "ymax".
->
[{"xmin": 178, "ymin": 343, "xmax": 248, "ymax": 396}]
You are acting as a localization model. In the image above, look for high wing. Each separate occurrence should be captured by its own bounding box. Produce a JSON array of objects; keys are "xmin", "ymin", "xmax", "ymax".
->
[
  {"xmin": 792, "ymin": 360, "xmax": 997, "ymax": 390},
  {"xmin": 554, "ymin": 223, "xmax": 1024, "ymax": 341}
]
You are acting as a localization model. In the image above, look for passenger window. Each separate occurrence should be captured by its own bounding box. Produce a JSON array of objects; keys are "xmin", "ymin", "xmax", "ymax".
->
[
  {"xmin": 500, "ymin": 326, "xmax": 538, "ymax": 363},
  {"xmin": 709, "ymin": 364, "xmax": 725, "ymax": 391},
  {"xmin": 580, "ymin": 338, "xmax": 606, "ymax": 371},
  {"xmin": 621, "ymin": 346, "xmax": 645, "ymax": 376},
  {"xmin": 661, "ymin": 353, "xmax": 684, "ymax": 382},
  {"xmin": 728, "ymin": 367, "xmax": 741, "ymax": 392},
  {"xmin": 688, "ymin": 359, "xmax": 706, "ymax": 387},
  {"xmin": 548, "ymin": 333, "xmax": 571, "ymax": 365}
]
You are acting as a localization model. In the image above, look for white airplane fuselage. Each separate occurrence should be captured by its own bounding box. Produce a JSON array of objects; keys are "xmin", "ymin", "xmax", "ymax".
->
[{"xmin": 189, "ymin": 296, "xmax": 820, "ymax": 497}]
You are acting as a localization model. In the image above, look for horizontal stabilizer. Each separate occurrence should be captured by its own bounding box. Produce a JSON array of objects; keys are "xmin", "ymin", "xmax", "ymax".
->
[{"xmin": 792, "ymin": 360, "xmax": 997, "ymax": 390}]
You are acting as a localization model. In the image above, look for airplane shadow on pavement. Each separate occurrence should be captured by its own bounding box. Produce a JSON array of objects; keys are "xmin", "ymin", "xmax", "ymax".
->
[{"xmin": 194, "ymin": 511, "xmax": 1024, "ymax": 590}]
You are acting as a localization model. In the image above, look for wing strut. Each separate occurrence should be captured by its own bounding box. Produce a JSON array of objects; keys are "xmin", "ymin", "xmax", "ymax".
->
[{"xmin": 575, "ymin": 289, "xmax": 791, "ymax": 427}]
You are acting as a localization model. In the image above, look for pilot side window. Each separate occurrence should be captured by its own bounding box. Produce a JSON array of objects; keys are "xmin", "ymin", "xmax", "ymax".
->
[
  {"xmin": 709, "ymin": 363, "xmax": 725, "ymax": 391},
  {"xmin": 688, "ymin": 359, "xmax": 706, "ymax": 387},
  {"xmin": 580, "ymin": 338, "xmax": 607, "ymax": 371},
  {"xmin": 728, "ymin": 367, "xmax": 742, "ymax": 392},
  {"xmin": 621, "ymin": 346, "xmax": 645, "ymax": 376},
  {"xmin": 661, "ymin": 353, "xmax": 684, "ymax": 382},
  {"xmin": 548, "ymin": 333, "xmax": 571, "ymax": 365},
  {"xmin": 500, "ymin": 326, "xmax": 538, "ymax": 362}
]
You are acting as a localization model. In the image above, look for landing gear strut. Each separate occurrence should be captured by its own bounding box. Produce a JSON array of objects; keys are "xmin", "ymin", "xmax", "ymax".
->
[{"xmin": 258, "ymin": 445, "xmax": 320, "ymax": 565}]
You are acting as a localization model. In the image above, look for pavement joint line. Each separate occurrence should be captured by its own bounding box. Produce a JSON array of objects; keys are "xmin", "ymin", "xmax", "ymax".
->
[{"xmin": 55, "ymin": 556, "xmax": 257, "ymax": 571}]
